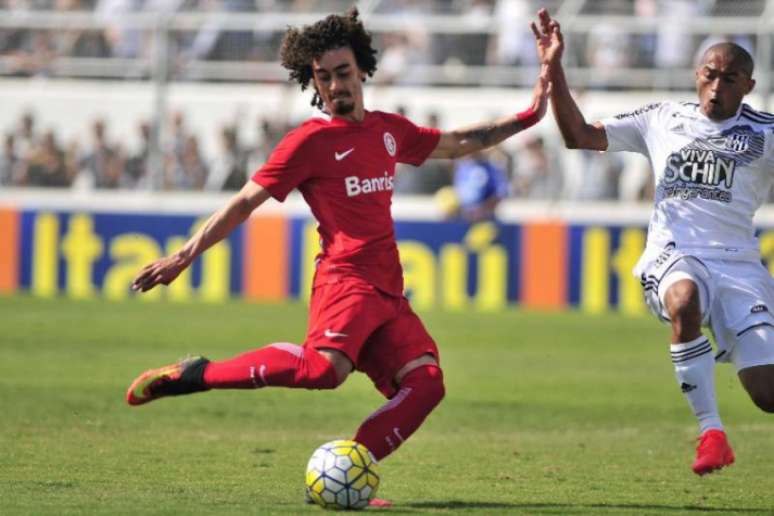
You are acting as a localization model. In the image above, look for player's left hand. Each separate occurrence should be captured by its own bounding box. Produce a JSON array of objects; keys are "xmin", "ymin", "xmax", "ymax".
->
[{"xmin": 531, "ymin": 8, "xmax": 564, "ymax": 66}]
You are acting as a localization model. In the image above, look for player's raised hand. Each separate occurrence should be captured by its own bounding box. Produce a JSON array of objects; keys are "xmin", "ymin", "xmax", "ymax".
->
[
  {"xmin": 131, "ymin": 254, "xmax": 189, "ymax": 292},
  {"xmin": 531, "ymin": 8, "xmax": 563, "ymax": 66}
]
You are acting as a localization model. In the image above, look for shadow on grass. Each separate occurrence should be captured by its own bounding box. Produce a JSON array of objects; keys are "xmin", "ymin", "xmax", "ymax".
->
[{"xmin": 404, "ymin": 500, "xmax": 770, "ymax": 513}]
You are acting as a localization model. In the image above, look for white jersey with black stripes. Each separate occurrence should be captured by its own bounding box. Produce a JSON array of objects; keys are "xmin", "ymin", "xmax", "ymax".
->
[{"xmin": 602, "ymin": 101, "xmax": 774, "ymax": 266}]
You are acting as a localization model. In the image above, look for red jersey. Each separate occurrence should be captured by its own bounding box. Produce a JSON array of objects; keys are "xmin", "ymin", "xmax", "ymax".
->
[{"xmin": 252, "ymin": 110, "xmax": 441, "ymax": 296}]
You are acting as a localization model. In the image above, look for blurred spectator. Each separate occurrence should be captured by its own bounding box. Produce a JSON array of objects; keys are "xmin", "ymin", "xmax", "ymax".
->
[
  {"xmin": 567, "ymin": 149, "xmax": 625, "ymax": 201},
  {"xmin": 394, "ymin": 111, "xmax": 452, "ymax": 194},
  {"xmin": 181, "ymin": 0, "xmax": 255, "ymax": 63},
  {"xmin": 619, "ymin": 154, "xmax": 654, "ymax": 202},
  {"xmin": 79, "ymin": 119, "xmax": 123, "ymax": 189},
  {"xmin": 63, "ymin": 139, "xmax": 81, "ymax": 186},
  {"xmin": 166, "ymin": 134, "xmax": 208, "ymax": 190},
  {"xmin": 654, "ymin": 0, "xmax": 710, "ymax": 82},
  {"xmin": 14, "ymin": 111, "xmax": 38, "ymax": 158},
  {"xmin": 632, "ymin": 0, "xmax": 657, "ymax": 67},
  {"xmin": 373, "ymin": 0, "xmax": 435, "ymax": 83},
  {"xmin": 444, "ymin": 0, "xmax": 491, "ymax": 66},
  {"xmin": 167, "ymin": 110, "xmax": 188, "ymax": 161},
  {"xmin": 6, "ymin": 31, "xmax": 56, "ymax": 77},
  {"xmin": 246, "ymin": 116, "xmax": 284, "ymax": 174},
  {"xmin": 487, "ymin": 0, "xmax": 538, "ymax": 67},
  {"xmin": 511, "ymin": 135, "xmax": 562, "ymax": 200},
  {"xmin": 376, "ymin": 31, "xmax": 433, "ymax": 85},
  {"xmin": 1, "ymin": 133, "xmax": 20, "ymax": 186},
  {"xmin": 20, "ymin": 130, "xmax": 73, "ymax": 187},
  {"xmin": 124, "ymin": 120, "xmax": 151, "ymax": 188},
  {"xmin": 55, "ymin": 0, "xmax": 111, "ymax": 59},
  {"xmin": 96, "ymin": 0, "xmax": 144, "ymax": 59},
  {"xmin": 205, "ymin": 125, "xmax": 246, "ymax": 191},
  {"xmin": 585, "ymin": 11, "xmax": 632, "ymax": 89},
  {"xmin": 441, "ymin": 149, "xmax": 509, "ymax": 222}
]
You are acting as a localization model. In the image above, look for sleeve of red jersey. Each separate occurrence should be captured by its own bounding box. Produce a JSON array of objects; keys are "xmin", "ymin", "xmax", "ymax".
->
[
  {"xmin": 390, "ymin": 114, "xmax": 442, "ymax": 166},
  {"xmin": 251, "ymin": 128, "xmax": 315, "ymax": 202}
]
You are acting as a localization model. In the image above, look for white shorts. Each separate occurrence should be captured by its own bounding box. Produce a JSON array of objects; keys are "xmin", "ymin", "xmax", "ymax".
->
[{"xmin": 637, "ymin": 246, "xmax": 774, "ymax": 370}]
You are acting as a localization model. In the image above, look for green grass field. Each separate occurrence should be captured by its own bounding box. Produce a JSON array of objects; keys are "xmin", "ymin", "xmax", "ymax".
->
[{"xmin": 2, "ymin": 294, "xmax": 774, "ymax": 515}]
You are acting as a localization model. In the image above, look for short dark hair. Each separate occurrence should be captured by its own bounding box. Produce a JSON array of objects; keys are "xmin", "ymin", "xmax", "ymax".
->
[
  {"xmin": 701, "ymin": 42, "xmax": 755, "ymax": 77},
  {"xmin": 280, "ymin": 7, "xmax": 378, "ymax": 109}
]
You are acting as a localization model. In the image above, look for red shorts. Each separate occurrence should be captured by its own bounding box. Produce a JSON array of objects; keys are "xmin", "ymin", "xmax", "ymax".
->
[{"xmin": 305, "ymin": 278, "xmax": 439, "ymax": 398}]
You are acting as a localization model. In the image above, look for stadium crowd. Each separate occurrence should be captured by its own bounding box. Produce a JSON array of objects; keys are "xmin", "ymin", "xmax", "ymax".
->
[
  {"xmin": 1, "ymin": 107, "xmax": 656, "ymax": 219},
  {"xmin": 0, "ymin": 0, "xmax": 761, "ymax": 82}
]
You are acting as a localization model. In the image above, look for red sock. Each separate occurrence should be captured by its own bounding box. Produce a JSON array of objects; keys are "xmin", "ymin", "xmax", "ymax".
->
[
  {"xmin": 202, "ymin": 343, "xmax": 338, "ymax": 390},
  {"xmin": 353, "ymin": 365, "xmax": 445, "ymax": 461}
]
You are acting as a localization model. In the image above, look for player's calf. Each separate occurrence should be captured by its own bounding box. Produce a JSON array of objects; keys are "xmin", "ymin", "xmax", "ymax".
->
[
  {"xmin": 737, "ymin": 328, "xmax": 774, "ymax": 413},
  {"xmin": 202, "ymin": 343, "xmax": 342, "ymax": 390},
  {"xmin": 354, "ymin": 364, "xmax": 445, "ymax": 461}
]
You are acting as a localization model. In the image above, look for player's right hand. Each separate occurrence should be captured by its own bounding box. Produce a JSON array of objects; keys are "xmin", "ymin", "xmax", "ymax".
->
[
  {"xmin": 131, "ymin": 254, "xmax": 188, "ymax": 292},
  {"xmin": 530, "ymin": 8, "xmax": 564, "ymax": 66}
]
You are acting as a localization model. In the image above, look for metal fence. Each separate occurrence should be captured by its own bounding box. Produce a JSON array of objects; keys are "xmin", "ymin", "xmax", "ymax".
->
[{"xmin": 1, "ymin": 0, "xmax": 773, "ymax": 95}]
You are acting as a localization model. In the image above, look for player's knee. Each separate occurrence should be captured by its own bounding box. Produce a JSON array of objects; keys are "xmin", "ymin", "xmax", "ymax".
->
[
  {"xmin": 422, "ymin": 366, "xmax": 446, "ymax": 408},
  {"xmin": 665, "ymin": 281, "xmax": 700, "ymax": 319},
  {"xmin": 402, "ymin": 365, "xmax": 445, "ymax": 409},
  {"xmin": 665, "ymin": 281, "xmax": 702, "ymax": 337},
  {"xmin": 302, "ymin": 348, "xmax": 351, "ymax": 390},
  {"xmin": 303, "ymin": 364, "xmax": 343, "ymax": 390}
]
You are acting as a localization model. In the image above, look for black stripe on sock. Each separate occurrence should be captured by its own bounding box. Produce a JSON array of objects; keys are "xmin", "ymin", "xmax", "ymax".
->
[
  {"xmin": 671, "ymin": 340, "xmax": 712, "ymax": 362},
  {"xmin": 670, "ymin": 339, "xmax": 711, "ymax": 357},
  {"xmin": 672, "ymin": 345, "xmax": 712, "ymax": 364},
  {"xmin": 672, "ymin": 348, "xmax": 712, "ymax": 364}
]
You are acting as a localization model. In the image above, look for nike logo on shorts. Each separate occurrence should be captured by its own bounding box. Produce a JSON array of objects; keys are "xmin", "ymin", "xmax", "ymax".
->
[
  {"xmin": 324, "ymin": 329, "xmax": 348, "ymax": 338},
  {"xmin": 335, "ymin": 148, "xmax": 355, "ymax": 161}
]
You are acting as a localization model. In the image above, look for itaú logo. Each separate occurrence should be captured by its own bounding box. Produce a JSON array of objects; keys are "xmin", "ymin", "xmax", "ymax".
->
[{"xmin": 345, "ymin": 173, "xmax": 394, "ymax": 197}]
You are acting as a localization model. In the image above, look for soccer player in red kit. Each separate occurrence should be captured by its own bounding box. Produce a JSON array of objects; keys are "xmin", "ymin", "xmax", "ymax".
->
[{"xmin": 127, "ymin": 8, "xmax": 548, "ymax": 503}]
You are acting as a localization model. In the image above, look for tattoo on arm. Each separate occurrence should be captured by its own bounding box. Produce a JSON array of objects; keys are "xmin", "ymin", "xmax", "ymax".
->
[{"xmin": 456, "ymin": 116, "xmax": 521, "ymax": 152}]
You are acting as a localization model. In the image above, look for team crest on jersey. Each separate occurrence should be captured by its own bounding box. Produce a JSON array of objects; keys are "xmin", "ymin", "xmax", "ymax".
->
[
  {"xmin": 725, "ymin": 133, "xmax": 750, "ymax": 152},
  {"xmin": 383, "ymin": 132, "xmax": 396, "ymax": 157}
]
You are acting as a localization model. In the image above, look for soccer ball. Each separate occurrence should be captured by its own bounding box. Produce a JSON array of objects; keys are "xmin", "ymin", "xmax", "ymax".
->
[{"xmin": 305, "ymin": 439, "xmax": 380, "ymax": 510}]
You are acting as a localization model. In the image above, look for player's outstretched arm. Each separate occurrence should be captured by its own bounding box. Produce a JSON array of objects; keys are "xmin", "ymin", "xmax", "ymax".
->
[
  {"xmin": 428, "ymin": 64, "xmax": 550, "ymax": 159},
  {"xmin": 532, "ymin": 8, "xmax": 607, "ymax": 151},
  {"xmin": 131, "ymin": 181, "xmax": 272, "ymax": 292}
]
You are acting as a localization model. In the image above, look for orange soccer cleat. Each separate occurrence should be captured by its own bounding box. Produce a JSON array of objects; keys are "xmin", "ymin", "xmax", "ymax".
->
[
  {"xmin": 126, "ymin": 356, "xmax": 210, "ymax": 406},
  {"xmin": 692, "ymin": 429, "xmax": 735, "ymax": 475}
]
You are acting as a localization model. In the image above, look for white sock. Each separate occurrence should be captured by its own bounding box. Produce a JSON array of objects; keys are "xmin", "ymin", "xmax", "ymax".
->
[{"xmin": 670, "ymin": 336, "xmax": 723, "ymax": 434}]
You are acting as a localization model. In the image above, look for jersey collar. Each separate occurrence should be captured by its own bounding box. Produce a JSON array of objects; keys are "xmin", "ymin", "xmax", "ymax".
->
[
  {"xmin": 694, "ymin": 102, "xmax": 744, "ymax": 128},
  {"xmin": 315, "ymin": 109, "xmax": 374, "ymax": 127}
]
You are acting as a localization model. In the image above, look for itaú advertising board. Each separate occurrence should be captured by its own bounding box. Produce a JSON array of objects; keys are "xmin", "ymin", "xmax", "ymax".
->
[{"xmin": 3, "ymin": 191, "xmax": 774, "ymax": 315}]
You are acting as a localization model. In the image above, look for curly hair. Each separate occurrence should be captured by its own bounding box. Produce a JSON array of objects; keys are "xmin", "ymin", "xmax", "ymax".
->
[{"xmin": 280, "ymin": 7, "xmax": 378, "ymax": 109}]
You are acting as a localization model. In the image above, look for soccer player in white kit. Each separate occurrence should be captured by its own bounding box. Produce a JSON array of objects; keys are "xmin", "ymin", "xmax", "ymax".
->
[{"xmin": 532, "ymin": 9, "xmax": 774, "ymax": 475}]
